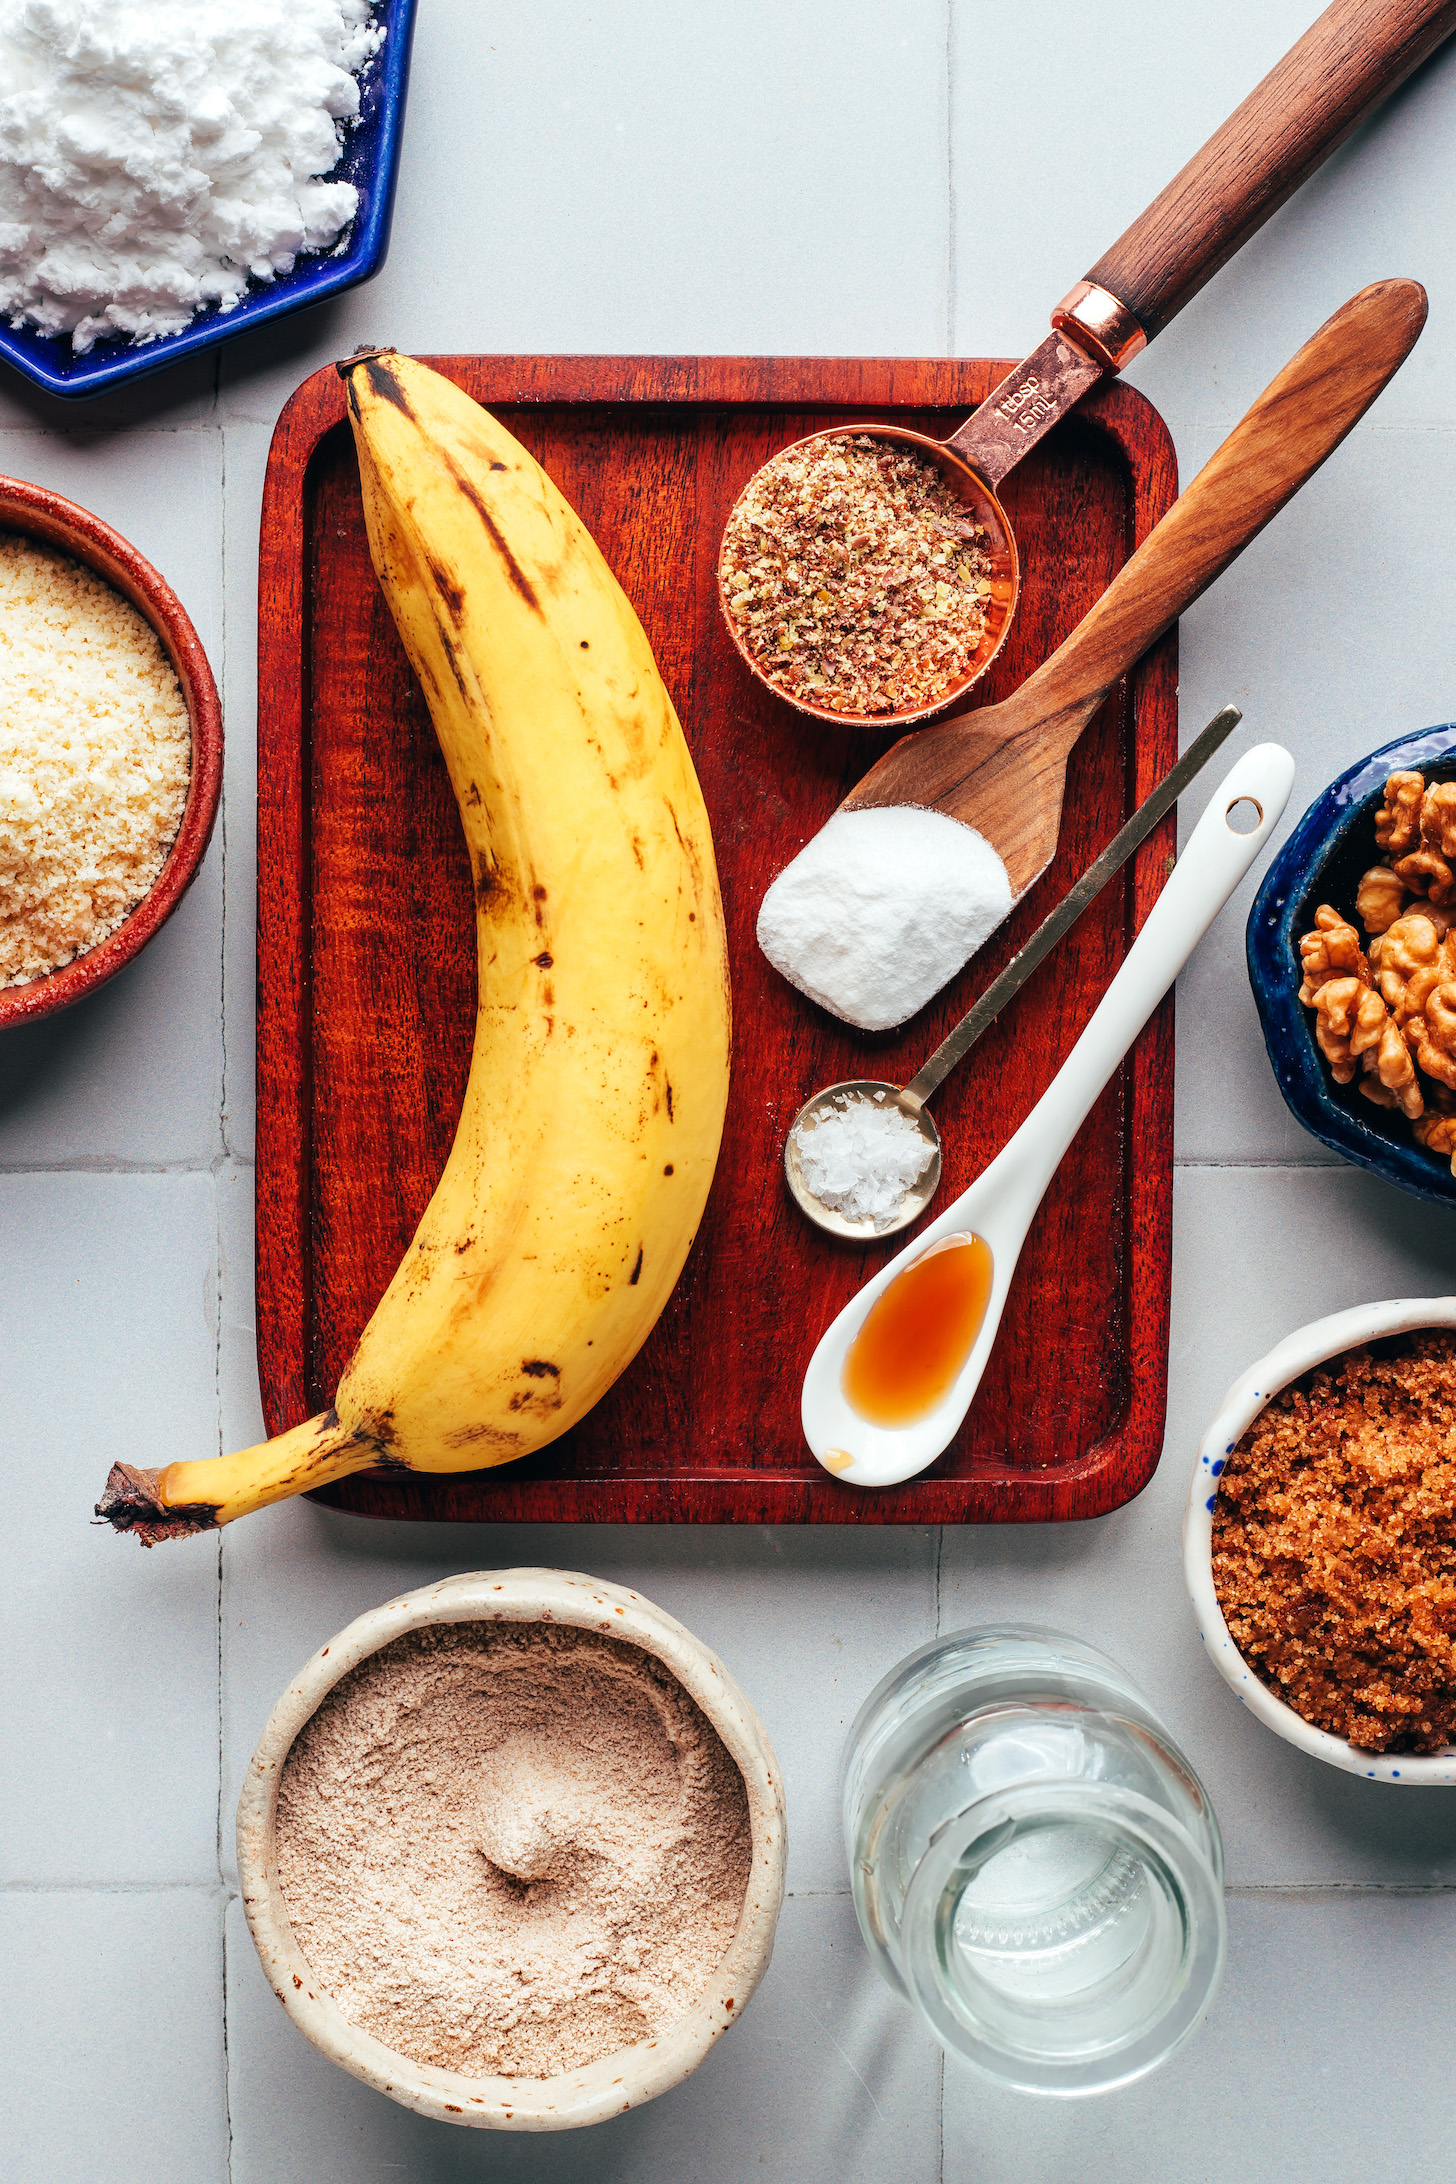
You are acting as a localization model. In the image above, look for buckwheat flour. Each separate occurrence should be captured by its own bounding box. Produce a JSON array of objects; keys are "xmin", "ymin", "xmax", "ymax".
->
[{"xmin": 275, "ymin": 1623, "xmax": 753, "ymax": 2079}]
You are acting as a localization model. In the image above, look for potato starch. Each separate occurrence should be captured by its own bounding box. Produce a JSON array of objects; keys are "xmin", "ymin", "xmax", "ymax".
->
[{"xmin": 0, "ymin": 0, "xmax": 382, "ymax": 352}]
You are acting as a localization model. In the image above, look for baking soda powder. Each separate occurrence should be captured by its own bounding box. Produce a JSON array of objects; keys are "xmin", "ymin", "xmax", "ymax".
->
[{"xmin": 757, "ymin": 804, "xmax": 1013, "ymax": 1030}]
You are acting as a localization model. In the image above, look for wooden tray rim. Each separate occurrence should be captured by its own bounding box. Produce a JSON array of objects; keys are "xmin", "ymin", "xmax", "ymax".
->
[{"xmin": 256, "ymin": 353, "xmax": 1178, "ymax": 1525}]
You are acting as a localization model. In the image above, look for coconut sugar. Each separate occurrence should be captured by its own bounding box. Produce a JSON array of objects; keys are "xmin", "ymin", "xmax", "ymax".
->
[
  {"xmin": 0, "ymin": 534, "xmax": 191, "ymax": 988},
  {"xmin": 1213, "ymin": 1332, "xmax": 1456, "ymax": 1753},
  {"xmin": 757, "ymin": 805, "xmax": 1012, "ymax": 1030},
  {"xmin": 275, "ymin": 1622, "xmax": 752, "ymax": 2080},
  {"xmin": 792, "ymin": 1092, "xmax": 933, "ymax": 1229}
]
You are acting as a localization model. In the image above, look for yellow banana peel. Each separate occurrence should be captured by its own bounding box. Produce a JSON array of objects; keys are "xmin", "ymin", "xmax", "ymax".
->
[{"xmin": 98, "ymin": 350, "xmax": 731, "ymax": 1542}]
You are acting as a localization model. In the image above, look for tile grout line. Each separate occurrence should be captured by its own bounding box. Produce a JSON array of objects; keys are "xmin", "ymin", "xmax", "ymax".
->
[
  {"xmin": 216, "ymin": 395, "xmax": 235, "ymax": 2184},
  {"xmin": 0, "ymin": 1878, "xmax": 231, "ymax": 1894},
  {"xmin": 5, "ymin": 1876, "xmax": 1455, "ymax": 1898},
  {"xmin": 216, "ymin": 416, "xmax": 229, "ymax": 1894},
  {"xmin": 219, "ymin": 418, "xmax": 232, "ymax": 1164},
  {"xmin": 221, "ymin": 1894, "xmax": 236, "ymax": 2183},
  {"xmin": 0, "ymin": 1153, "xmax": 1336, "ymax": 1178},
  {"xmin": 944, "ymin": 0, "xmax": 957, "ymax": 357},
  {"xmin": 0, "ymin": 1152, "xmax": 254, "ymax": 1175}
]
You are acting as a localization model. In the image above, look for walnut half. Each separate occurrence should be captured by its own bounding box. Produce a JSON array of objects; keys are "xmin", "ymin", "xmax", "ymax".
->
[
  {"xmin": 1313, "ymin": 976, "xmax": 1389, "ymax": 1085},
  {"xmin": 1408, "ymin": 982, "xmax": 1456, "ymax": 1091},
  {"xmin": 1359, "ymin": 1014, "xmax": 1424, "ymax": 1119},
  {"xmin": 1392, "ymin": 779, "xmax": 1456, "ymax": 906},
  {"xmin": 1413, "ymin": 1110, "xmax": 1456, "ymax": 1175},
  {"xmin": 1355, "ymin": 864, "xmax": 1407, "ymax": 936},
  {"xmin": 1297, "ymin": 905, "xmax": 1368, "ymax": 1005},
  {"xmin": 1375, "ymin": 771, "xmax": 1425, "ymax": 856}
]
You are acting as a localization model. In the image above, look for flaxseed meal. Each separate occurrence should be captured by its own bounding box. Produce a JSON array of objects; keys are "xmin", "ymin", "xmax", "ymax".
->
[
  {"xmin": 719, "ymin": 435, "xmax": 993, "ymax": 716},
  {"xmin": 1212, "ymin": 1332, "xmax": 1456, "ymax": 1752}
]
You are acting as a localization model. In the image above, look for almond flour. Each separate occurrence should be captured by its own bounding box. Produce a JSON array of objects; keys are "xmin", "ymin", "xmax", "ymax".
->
[
  {"xmin": 0, "ymin": 532, "xmax": 191, "ymax": 988},
  {"xmin": 275, "ymin": 1622, "xmax": 752, "ymax": 2079}
]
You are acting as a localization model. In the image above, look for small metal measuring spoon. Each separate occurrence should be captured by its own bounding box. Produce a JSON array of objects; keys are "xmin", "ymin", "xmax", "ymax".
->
[{"xmin": 784, "ymin": 704, "xmax": 1243, "ymax": 1241}]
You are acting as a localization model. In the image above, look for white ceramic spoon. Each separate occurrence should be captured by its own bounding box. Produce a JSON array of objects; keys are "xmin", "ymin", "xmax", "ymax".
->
[{"xmin": 801, "ymin": 741, "xmax": 1295, "ymax": 1488}]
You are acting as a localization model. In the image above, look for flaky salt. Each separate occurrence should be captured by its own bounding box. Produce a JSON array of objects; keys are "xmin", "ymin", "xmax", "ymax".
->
[
  {"xmin": 758, "ymin": 805, "xmax": 1013, "ymax": 1030},
  {"xmin": 792, "ymin": 1092, "xmax": 933, "ymax": 1230}
]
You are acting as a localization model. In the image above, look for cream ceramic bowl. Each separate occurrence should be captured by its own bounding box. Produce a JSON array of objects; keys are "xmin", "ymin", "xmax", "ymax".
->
[
  {"xmin": 238, "ymin": 1568, "xmax": 787, "ymax": 2129},
  {"xmin": 1184, "ymin": 1298, "xmax": 1456, "ymax": 1785}
]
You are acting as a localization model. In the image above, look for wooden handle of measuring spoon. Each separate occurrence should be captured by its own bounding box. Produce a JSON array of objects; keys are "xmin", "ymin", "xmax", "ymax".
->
[
  {"xmin": 1087, "ymin": 0, "xmax": 1456, "ymax": 342},
  {"xmin": 847, "ymin": 279, "xmax": 1427, "ymax": 821}
]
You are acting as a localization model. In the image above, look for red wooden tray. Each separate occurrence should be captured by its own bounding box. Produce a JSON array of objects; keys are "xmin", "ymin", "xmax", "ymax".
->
[{"xmin": 256, "ymin": 356, "xmax": 1177, "ymax": 1524}]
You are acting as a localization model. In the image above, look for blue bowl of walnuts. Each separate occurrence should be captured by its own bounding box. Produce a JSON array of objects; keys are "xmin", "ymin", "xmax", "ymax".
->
[{"xmin": 1248, "ymin": 723, "xmax": 1456, "ymax": 1208}]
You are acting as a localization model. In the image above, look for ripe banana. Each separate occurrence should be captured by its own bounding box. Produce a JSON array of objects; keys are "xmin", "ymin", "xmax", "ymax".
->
[{"xmin": 98, "ymin": 350, "xmax": 731, "ymax": 1542}]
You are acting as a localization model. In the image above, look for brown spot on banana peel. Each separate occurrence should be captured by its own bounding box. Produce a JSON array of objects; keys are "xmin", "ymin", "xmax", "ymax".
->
[
  {"xmin": 444, "ymin": 1421, "xmax": 523, "ymax": 1451},
  {"xmin": 438, "ymin": 448, "xmax": 543, "ymax": 615},
  {"xmin": 424, "ymin": 553, "xmax": 466, "ymax": 625},
  {"xmin": 342, "ymin": 353, "xmax": 416, "ymax": 421}
]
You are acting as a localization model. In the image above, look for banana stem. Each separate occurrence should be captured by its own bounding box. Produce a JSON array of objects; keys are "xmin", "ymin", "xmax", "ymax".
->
[{"xmin": 95, "ymin": 1412, "xmax": 380, "ymax": 1545}]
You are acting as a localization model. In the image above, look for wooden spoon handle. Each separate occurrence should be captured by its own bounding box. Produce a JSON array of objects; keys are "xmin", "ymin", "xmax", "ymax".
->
[
  {"xmin": 997, "ymin": 277, "xmax": 1427, "ymax": 754},
  {"xmin": 1087, "ymin": 0, "xmax": 1456, "ymax": 342}
]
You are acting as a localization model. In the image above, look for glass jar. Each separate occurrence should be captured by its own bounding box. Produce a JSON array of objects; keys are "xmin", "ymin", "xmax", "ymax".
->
[{"xmin": 841, "ymin": 1624, "xmax": 1225, "ymax": 2095}]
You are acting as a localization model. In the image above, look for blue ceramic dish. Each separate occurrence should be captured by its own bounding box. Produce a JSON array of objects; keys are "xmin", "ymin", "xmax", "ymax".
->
[
  {"xmin": 1247, "ymin": 722, "xmax": 1456, "ymax": 1207},
  {"xmin": 0, "ymin": 0, "xmax": 417, "ymax": 402}
]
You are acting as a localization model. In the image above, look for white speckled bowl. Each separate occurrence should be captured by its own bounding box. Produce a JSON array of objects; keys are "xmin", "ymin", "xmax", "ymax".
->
[
  {"xmin": 1184, "ymin": 1299, "xmax": 1456, "ymax": 1785},
  {"xmin": 237, "ymin": 1568, "xmax": 787, "ymax": 2130}
]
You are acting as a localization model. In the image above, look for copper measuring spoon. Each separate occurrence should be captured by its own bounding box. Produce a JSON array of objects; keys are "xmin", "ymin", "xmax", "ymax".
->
[{"xmin": 718, "ymin": 0, "xmax": 1456, "ymax": 730}]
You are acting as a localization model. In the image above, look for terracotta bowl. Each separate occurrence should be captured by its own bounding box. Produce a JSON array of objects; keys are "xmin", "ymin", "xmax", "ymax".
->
[
  {"xmin": 1184, "ymin": 1299, "xmax": 1456, "ymax": 1784},
  {"xmin": 237, "ymin": 1568, "xmax": 787, "ymax": 2131},
  {"xmin": 0, "ymin": 474, "xmax": 222, "ymax": 1030}
]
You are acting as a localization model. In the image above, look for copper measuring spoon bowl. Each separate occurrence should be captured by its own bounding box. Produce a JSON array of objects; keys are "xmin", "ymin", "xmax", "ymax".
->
[{"xmin": 716, "ymin": 420, "xmax": 1023, "ymax": 733}]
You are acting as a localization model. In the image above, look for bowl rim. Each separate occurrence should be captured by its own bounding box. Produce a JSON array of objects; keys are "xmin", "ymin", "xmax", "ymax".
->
[
  {"xmin": 1183, "ymin": 1298, "xmax": 1456, "ymax": 1785},
  {"xmin": 0, "ymin": 474, "xmax": 223, "ymax": 1029},
  {"xmin": 0, "ymin": 0, "xmax": 417, "ymax": 400},
  {"xmin": 236, "ymin": 1567, "xmax": 788, "ymax": 2131},
  {"xmin": 1246, "ymin": 721, "xmax": 1456, "ymax": 1206}
]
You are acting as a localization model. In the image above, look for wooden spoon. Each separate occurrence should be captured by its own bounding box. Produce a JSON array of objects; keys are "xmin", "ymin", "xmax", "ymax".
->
[{"xmin": 841, "ymin": 279, "xmax": 1427, "ymax": 904}]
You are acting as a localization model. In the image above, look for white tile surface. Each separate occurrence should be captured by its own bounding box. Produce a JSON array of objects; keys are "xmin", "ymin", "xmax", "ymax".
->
[
  {"xmin": 9, "ymin": 0, "xmax": 1456, "ymax": 2172},
  {"xmin": 217, "ymin": 0, "xmax": 953, "ymax": 426},
  {"xmin": 0, "ymin": 1176, "xmax": 221, "ymax": 1883},
  {"xmin": 225, "ymin": 1891, "xmax": 941, "ymax": 2184},
  {"xmin": 0, "ymin": 1888, "xmax": 227, "ymax": 2183},
  {"xmin": 942, "ymin": 1891, "xmax": 1456, "ymax": 2184}
]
